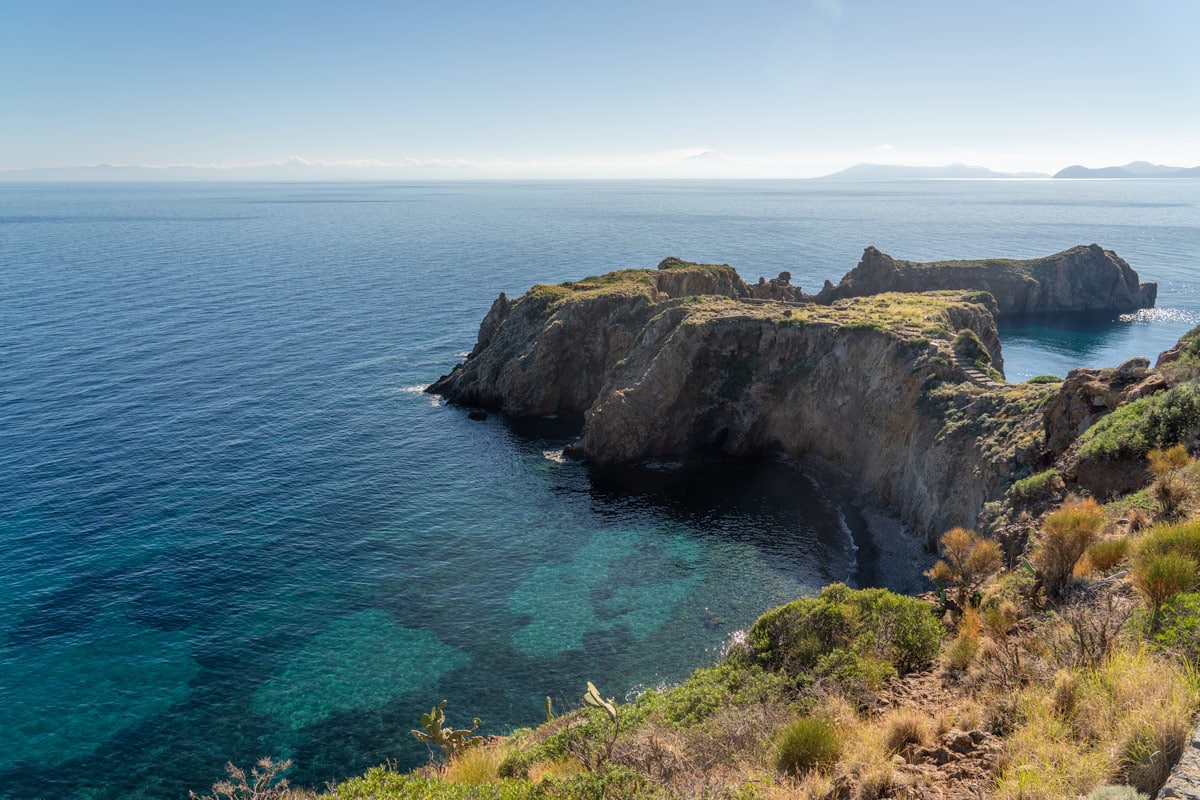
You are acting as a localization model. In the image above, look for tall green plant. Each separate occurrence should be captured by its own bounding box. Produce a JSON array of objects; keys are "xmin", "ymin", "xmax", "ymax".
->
[{"xmin": 410, "ymin": 700, "xmax": 482, "ymax": 761}]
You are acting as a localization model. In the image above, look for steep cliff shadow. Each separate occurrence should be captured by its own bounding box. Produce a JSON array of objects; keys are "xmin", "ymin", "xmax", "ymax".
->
[
  {"xmin": 584, "ymin": 452, "xmax": 875, "ymax": 587},
  {"xmin": 481, "ymin": 409, "xmax": 908, "ymax": 590}
]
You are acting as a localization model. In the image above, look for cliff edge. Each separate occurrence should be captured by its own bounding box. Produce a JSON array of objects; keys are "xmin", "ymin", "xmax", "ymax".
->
[
  {"xmin": 816, "ymin": 244, "xmax": 1157, "ymax": 316},
  {"xmin": 428, "ymin": 257, "xmax": 1053, "ymax": 539}
]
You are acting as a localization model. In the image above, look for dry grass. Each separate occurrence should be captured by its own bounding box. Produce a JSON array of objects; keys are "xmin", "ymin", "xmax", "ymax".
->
[
  {"xmin": 525, "ymin": 758, "xmax": 585, "ymax": 783},
  {"xmin": 1089, "ymin": 538, "xmax": 1132, "ymax": 573},
  {"xmin": 881, "ymin": 709, "xmax": 931, "ymax": 756},
  {"xmin": 1132, "ymin": 552, "xmax": 1197, "ymax": 617},
  {"xmin": 1035, "ymin": 498, "xmax": 1106, "ymax": 598},
  {"xmin": 995, "ymin": 648, "xmax": 1199, "ymax": 799},
  {"xmin": 441, "ymin": 745, "xmax": 503, "ymax": 784},
  {"xmin": 927, "ymin": 528, "xmax": 1002, "ymax": 614}
]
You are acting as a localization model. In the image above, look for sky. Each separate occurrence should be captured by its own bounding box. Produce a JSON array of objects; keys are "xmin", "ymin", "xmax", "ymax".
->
[{"xmin": 1, "ymin": 0, "xmax": 1197, "ymax": 178}]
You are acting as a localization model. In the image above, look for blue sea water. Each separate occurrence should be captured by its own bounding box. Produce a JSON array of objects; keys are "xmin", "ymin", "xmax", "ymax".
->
[{"xmin": 2, "ymin": 180, "xmax": 1199, "ymax": 799}]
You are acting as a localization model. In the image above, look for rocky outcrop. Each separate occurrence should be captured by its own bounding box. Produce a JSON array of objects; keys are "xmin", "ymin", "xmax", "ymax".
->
[
  {"xmin": 747, "ymin": 271, "xmax": 803, "ymax": 302},
  {"xmin": 653, "ymin": 257, "xmax": 748, "ymax": 300},
  {"xmin": 430, "ymin": 259, "xmax": 1033, "ymax": 538},
  {"xmin": 816, "ymin": 245, "xmax": 1157, "ymax": 316},
  {"xmin": 1043, "ymin": 357, "xmax": 1167, "ymax": 458},
  {"xmin": 426, "ymin": 260, "xmax": 749, "ymax": 415}
]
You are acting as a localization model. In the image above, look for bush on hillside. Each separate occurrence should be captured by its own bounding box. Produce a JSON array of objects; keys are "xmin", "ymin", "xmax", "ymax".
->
[
  {"xmin": 775, "ymin": 717, "xmax": 841, "ymax": 777},
  {"xmin": 1034, "ymin": 498, "xmax": 1105, "ymax": 598},
  {"xmin": 748, "ymin": 584, "xmax": 943, "ymax": 679},
  {"xmin": 1079, "ymin": 383, "xmax": 1200, "ymax": 461}
]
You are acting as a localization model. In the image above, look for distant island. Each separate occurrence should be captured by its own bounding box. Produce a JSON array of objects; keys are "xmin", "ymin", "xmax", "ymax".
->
[
  {"xmin": 1053, "ymin": 161, "xmax": 1200, "ymax": 179},
  {"xmin": 815, "ymin": 163, "xmax": 1048, "ymax": 180},
  {"xmin": 813, "ymin": 161, "xmax": 1200, "ymax": 181}
]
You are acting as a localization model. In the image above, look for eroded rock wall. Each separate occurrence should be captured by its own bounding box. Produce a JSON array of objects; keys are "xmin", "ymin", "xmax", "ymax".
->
[
  {"xmin": 568, "ymin": 312, "xmax": 1009, "ymax": 538},
  {"xmin": 817, "ymin": 245, "xmax": 1157, "ymax": 315}
]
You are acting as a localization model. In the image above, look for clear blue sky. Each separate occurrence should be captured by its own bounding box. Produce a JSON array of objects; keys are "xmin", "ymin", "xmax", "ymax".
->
[{"xmin": 2, "ymin": 0, "xmax": 1197, "ymax": 177}]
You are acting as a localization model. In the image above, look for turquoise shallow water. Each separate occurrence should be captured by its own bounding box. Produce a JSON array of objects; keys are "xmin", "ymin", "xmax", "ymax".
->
[{"xmin": 2, "ymin": 180, "xmax": 1199, "ymax": 799}]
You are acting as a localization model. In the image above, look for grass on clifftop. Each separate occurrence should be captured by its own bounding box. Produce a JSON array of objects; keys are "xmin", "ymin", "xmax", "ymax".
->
[
  {"xmin": 525, "ymin": 269, "xmax": 659, "ymax": 305},
  {"xmin": 680, "ymin": 291, "xmax": 994, "ymax": 342},
  {"xmin": 896, "ymin": 246, "xmax": 1097, "ymax": 276}
]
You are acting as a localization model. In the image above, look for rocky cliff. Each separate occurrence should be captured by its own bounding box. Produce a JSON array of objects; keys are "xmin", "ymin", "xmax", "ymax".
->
[
  {"xmin": 429, "ymin": 259, "xmax": 1044, "ymax": 538},
  {"xmin": 816, "ymin": 245, "xmax": 1157, "ymax": 315}
]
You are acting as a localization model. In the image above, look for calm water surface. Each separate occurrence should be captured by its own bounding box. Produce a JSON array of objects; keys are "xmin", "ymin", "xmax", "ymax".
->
[{"xmin": 2, "ymin": 180, "xmax": 1199, "ymax": 798}]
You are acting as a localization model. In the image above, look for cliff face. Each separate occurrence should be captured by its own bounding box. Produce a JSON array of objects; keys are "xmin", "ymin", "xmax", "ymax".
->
[
  {"xmin": 816, "ymin": 245, "xmax": 1157, "ymax": 316},
  {"xmin": 569, "ymin": 309, "xmax": 1015, "ymax": 537},
  {"xmin": 430, "ymin": 258, "xmax": 1033, "ymax": 538},
  {"xmin": 426, "ymin": 260, "xmax": 748, "ymax": 415}
]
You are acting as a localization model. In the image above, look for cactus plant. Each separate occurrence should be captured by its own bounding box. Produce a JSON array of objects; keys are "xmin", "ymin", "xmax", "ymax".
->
[{"xmin": 410, "ymin": 700, "xmax": 482, "ymax": 761}]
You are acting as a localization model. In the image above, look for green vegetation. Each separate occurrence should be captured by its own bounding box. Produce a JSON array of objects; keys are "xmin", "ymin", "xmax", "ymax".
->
[
  {"xmin": 681, "ymin": 290, "xmax": 998, "ymax": 344},
  {"xmin": 411, "ymin": 701, "xmax": 483, "ymax": 761},
  {"xmin": 774, "ymin": 717, "xmax": 841, "ymax": 777},
  {"xmin": 747, "ymin": 583, "xmax": 943, "ymax": 680},
  {"xmin": 933, "ymin": 382, "xmax": 1056, "ymax": 464},
  {"xmin": 1078, "ymin": 383, "xmax": 1200, "ymax": 461},
  {"xmin": 1027, "ymin": 374, "xmax": 1064, "ymax": 384},
  {"xmin": 1008, "ymin": 468, "xmax": 1061, "ymax": 503},
  {"xmin": 632, "ymin": 660, "xmax": 792, "ymax": 728},
  {"xmin": 953, "ymin": 327, "xmax": 993, "ymax": 368}
]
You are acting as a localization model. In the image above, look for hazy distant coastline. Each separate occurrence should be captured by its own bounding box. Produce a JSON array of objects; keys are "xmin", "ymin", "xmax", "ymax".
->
[{"xmin": 4, "ymin": 159, "xmax": 1200, "ymax": 182}]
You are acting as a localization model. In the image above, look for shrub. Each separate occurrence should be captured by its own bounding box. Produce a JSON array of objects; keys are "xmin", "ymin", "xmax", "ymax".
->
[
  {"xmin": 541, "ymin": 765, "xmax": 674, "ymax": 800},
  {"xmin": 926, "ymin": 527, "xmax": 1002, "ymax": 613},
  {"xmin": 1146, "ymin": 592, "xmax": 1200, "ymax": 659},
  {"xmin": 1137, "ymin": 520, "xmax": 1200, "ymax": 564},
  {"xmin": 1153, "ymin": 475, "xmax": 1194, "ymax": 520},
  {"xmin": 1034, "ymin": 498, "xmax": 1105, "ymax": 598},
  {"xmin": 190, "ymin": 758, "xmax": 310, "ymax": 800},
  {"xmin": 443, "ymin": 746, "xmax": 503, "ymax": 784},
  {"xmin": 945, "ymin": 627, "xmax": 980, "ymax": 671},
  {"xmin": 634, "ymin": 661, "xmax": 792, "ymax": 728},
  {"xmin": 1088, "ymin": 787, "xmax": 1149, "ymax": 800},
  {"xmin": 1079, "ymin": 383, "xmax": 1200, "ymax": 461},
  {"xmin": 775, "ymin": 717, "xmax": 841, "ymax": 777},
  {"xmin": 881, "ymin": 710, "xmax": 930, "ymax": 755},
  {"xmin": 1088, "ymin": 538, "xmax": 1131, "ymax": 573},
  {"xmin": 953, "ymin": 328, "xmax": 992, "ymax": 366},
  {"xmin": 1027, "ymin": 374, "xmax": 1064, "ymax": 385},
  {"xmin": 1132, "ymin": 552, "xmax": 1197, "ymax": 621},
  {"xmin": 748, "ymin": 584, "xmax": 943, "ymax": 679},
  {"xmin": 1008, "ymin": 468, "xmax": 1062, "ymax": 503},
  {"xmin": 1116, "ymin": 715, "xmax": 1190, "ymax": 797},
  {"xmin": 1149, "ymin": 444, "xmax": 1191, "ymax": 475}
]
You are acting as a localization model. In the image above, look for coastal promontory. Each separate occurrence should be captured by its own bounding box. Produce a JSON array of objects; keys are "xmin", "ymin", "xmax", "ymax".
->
[
  {"xmin": 430, "ymin": 254, "xmax": 1042, "ymax": 539},
  {"xmin": 815, "ymin": 244, "xmax": 1157, "ymax": 315}
]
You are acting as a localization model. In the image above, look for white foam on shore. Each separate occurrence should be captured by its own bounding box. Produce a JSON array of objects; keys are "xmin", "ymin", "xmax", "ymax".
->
[
  {"xmin": 542, "ymin": 449, "xmax": 568, "ymax": 464},
  {"xmin": 396, "ymin": 385, "xmax": 444, "ymax": 408},
  {"xmin": 836, "ymin": 508, "xmax": 860, "ymax": 585}
]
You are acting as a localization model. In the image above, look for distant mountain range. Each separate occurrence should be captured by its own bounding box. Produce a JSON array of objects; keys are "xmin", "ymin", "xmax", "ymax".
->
[
  {"xmin": 0, "ymin": 161, "xmax": 478, "ymax": 182},
  {"xmin": 815, "ymin": 163, "xmax": 1048, "ymax": 180},
  {"xmin": 1052, "ymin": 161, "xmax": 1200, "ymax": 179}
]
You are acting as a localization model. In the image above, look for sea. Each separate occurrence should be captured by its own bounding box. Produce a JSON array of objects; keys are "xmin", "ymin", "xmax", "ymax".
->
[{"xmin": 2, "ymin": 179, "xmax": 1199, "ymax": 799}]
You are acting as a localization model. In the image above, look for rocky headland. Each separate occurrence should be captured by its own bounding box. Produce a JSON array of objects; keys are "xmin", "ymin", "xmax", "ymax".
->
[
  {"xmin": 428, "ymin": 246, "xmax": 1160, "ymax": 542},
  {"xmin": 814, "ymin": 244, "xmax": 1157, "ymax": 315}
]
